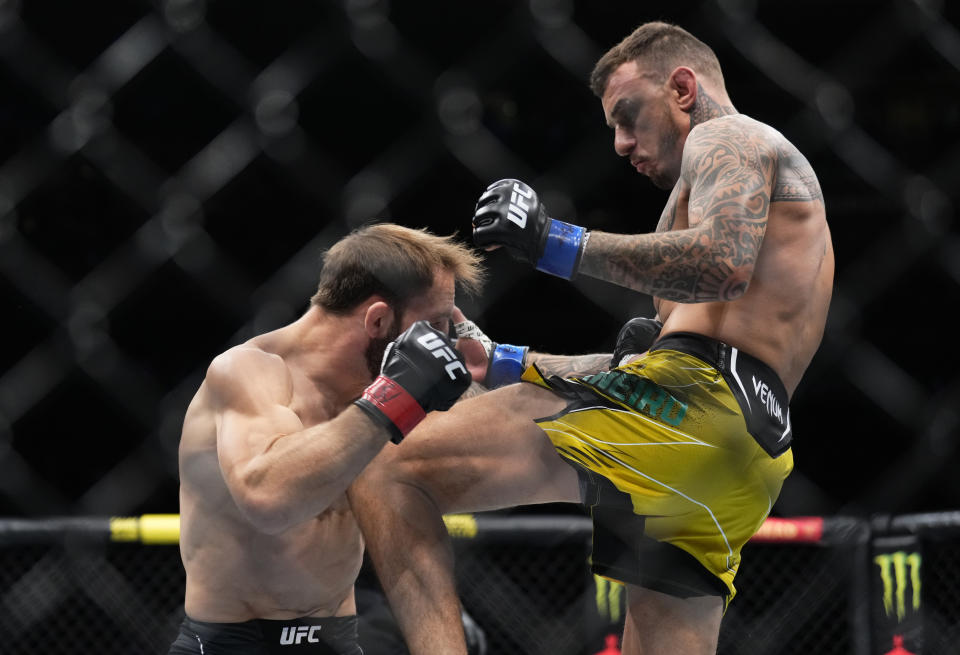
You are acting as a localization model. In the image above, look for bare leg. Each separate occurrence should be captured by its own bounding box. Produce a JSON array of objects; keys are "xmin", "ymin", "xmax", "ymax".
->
[
  {"xmin": 620, "ymin": 585, "xmax": 723, "ymax": 655},
  {"xmin": 348, "ymin": 383, "xmax": 581, "ymax": 655},
  {"xmin": 352, "ymin": 455, "xmax": 467, "ymax": 654}
]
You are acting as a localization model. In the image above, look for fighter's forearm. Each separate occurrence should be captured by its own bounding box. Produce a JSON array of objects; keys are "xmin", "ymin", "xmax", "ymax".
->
[
  {"xmin": 578, "ymin": 229, "xmax": 749, "ymax": 303},
  {"xmin": 578, "ymin": 118, "xmax": 771, "ymax": 302},
  {"xmin": 235, "ymin": 409, "xmax": 392, "ymax": 533},
  {"xmin": 526, "ymin": 351, "xmax": 611, "ymax": 377}
]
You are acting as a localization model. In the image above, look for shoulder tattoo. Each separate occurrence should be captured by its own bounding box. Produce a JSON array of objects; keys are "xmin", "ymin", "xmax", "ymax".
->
[{"xmin": 772, "ymin": 144, "xmax": 824, "ymax": 202}]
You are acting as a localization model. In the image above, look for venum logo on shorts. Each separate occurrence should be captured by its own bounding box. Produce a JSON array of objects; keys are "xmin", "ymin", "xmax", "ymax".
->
[
  {"xmin": 751, "ymin": 376, "xmax": 784, "ymax": 424},
  {"xmin": 279, "ymin": 625, "xmax": 322, "ymax": 645},
  {"xmin": 416, "ymin": 332, "xmax": 467, "ymax": 380},
  {"xmin": 506, "ymin": 182, "xmax": 532, "ymax": 228}
]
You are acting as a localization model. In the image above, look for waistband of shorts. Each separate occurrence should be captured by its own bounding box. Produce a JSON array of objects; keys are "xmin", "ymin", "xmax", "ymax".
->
[
  {"xmin": 182, "ymin": 614, "xmax": 358, "ymax": 638},
  {"xmin": 649, "ymin": 332, "xmax": 787, "ymax": 399}
]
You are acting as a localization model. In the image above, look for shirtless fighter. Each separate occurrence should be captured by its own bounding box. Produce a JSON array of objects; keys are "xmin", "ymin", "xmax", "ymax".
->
[
  {"xmin": 167, "ymin": 223, "xmax": 482, "ymax": 654},
  {"xmin": 350, "ymin": 21, "xmax": 834, "ymax": 654}
]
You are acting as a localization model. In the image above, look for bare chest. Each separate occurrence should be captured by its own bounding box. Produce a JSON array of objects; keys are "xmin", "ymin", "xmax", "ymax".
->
[
  {"xmin": 657, "ymin": 182, "xmax": 692, "ymax": 233},
  {"xmin": 652, "ymin": 184, "xmax": 690, "ymax": 320}
]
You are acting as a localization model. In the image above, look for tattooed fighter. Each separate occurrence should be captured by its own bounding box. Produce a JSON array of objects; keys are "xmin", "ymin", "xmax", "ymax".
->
[{"xmin": 350, "ymin": 21, "xmax": 833, "ymax": 655}]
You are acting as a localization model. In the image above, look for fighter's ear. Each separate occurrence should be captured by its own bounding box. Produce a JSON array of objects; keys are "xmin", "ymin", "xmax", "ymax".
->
[
  {"xmin": 668, "ymin": 66, "xmax": 697, "ymax": 112},
  {"xmin": 363, "ymin": 300, "xmax": 397, "ymax": 339}
]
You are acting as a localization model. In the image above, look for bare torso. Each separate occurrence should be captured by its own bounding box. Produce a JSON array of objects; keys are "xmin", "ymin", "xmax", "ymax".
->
[
  {"xmin": 178, "ymin": 334, "xmax": 364, "ymax": 622},
  {"xmin": 654, "ymin": 115, "xmax": 834, "ymax": 396}
]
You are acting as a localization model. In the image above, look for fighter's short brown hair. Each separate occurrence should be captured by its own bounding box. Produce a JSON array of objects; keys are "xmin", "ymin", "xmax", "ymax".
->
[
  {"xmin": 311, "ymin": 223, "xmax": 484, "ymax": 314},
  {"xmin": 589, "ymin": 22, "xmax": 725, "ymax": 97}
]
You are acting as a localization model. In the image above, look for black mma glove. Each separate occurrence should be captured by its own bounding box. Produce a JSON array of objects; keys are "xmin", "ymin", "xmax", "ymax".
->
[
  {"xmin": 354, "ymin": 321, "xmax": 472, "ymax": 443},
  {"xmin": 610, "ymin": 317, "xmax": 663, "ymax": 368},
  {"xmin": 472, "ymin": 178, "xmax": 588, "ymax": 280}
]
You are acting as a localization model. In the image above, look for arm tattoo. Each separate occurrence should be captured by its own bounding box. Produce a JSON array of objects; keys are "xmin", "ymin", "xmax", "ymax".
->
[
  {"xmin": 458, "ymin": 381, "xmax": 490, "ymax": 400},
  {"xmin": 579, "ymin": 119, "xmax": 774, "ymax": 303},
  {"xmin": 773, "ymin": 145, "xmax": 823, "ymax": 202},
  {"xmin": 527, "ymin": 352, "xmax": 611, "ymax": 378}
]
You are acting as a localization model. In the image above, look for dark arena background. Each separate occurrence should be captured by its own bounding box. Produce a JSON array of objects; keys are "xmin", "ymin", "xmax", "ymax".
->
[{"xmin": 2, "ymin": 1, "xmax": 959, "ymax": 654}]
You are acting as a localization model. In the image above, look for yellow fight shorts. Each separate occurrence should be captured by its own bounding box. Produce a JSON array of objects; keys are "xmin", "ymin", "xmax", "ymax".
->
[{"xmin": 523, "ymin": 331, "xmax": 794, "ymax": 604}]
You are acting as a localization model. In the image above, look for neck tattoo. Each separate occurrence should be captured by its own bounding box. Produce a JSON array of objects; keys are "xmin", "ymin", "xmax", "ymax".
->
[{"xmin": 690, "ymin": 83, "xmax": 736, "ymax": 127}]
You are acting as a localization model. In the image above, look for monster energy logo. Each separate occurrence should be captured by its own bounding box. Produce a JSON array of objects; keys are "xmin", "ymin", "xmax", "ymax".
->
[
  {"xmin": 874, "ymin": 551, "xmax": 921, "ymax": 622},
  {"xmin": 594, "ymin": 575, "xmax": 624, "ymax": 623}
]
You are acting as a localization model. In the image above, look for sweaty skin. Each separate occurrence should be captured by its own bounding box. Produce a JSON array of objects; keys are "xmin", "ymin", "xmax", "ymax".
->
[
  {"xmin": 580, "ymin": 62, "xmax": 834, "ymax": 396},
  {"xmin": 177, "ymin": 272, "xmax": 456, "ymax": 623}
]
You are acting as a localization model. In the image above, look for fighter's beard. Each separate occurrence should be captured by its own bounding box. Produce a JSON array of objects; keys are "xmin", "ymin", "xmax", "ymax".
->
[{"xmin": 365, "ymin": 323, "xmax": 401, "ymax": 379}]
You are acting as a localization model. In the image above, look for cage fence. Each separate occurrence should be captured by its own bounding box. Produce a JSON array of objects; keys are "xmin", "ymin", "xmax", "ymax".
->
[
  {"xmin": 2, "ymin": 0, "xmax": 959, "ymax": 528},
  {"xmin": 0, "ymin": 512, "xmax": 957, "ymax": 654},
  {"xmin": 2, "ymin": 2, "xmax": 960, "ymax": 655}
]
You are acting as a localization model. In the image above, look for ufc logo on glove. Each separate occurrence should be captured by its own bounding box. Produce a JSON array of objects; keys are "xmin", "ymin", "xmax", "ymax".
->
[
  {"xmin": 417, "ymin": 333, "xmax": 468, "ymax": 379},
  {"xmin": 507, "ymin": 182, "xmax": 533, "ymax": 227}
]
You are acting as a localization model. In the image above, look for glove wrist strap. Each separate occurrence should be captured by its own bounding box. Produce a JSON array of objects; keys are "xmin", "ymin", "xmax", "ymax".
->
[
  {"xmin": 488, "ymin": 344, "xmax": 529, "ymax": 388},
  {"xmin": 536, "ymin": 219, "xmax": 586, "ymax": 279},
  {"xmin": 454, "ymin": 320, "xmax": 494, "ymax": 357},
  {"xmin": 354, "ymin": 376, "xmax": 426, "ymax": 444}
]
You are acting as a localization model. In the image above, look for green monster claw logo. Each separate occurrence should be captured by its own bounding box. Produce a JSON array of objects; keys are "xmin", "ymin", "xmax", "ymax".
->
[
  {"xmin": 874, "ymin": 551, "xmax": 921, "ymax": 621},
  {"xmin": 594, "ymin": 575, "xmax": 624, "ymax": 623}
]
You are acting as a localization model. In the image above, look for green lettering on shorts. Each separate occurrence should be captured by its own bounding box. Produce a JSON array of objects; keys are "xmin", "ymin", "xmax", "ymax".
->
[{"xmin": 581, "ymin": 371, "xmax": 687, "ymax": 426}]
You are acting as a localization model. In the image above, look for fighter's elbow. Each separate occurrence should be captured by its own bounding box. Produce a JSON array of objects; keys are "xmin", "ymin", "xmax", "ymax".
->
[
  {"xmin": 231, "ymin": 468, "xmax": 304, "ymax": 534},
  {"xmin": 688, "ymin": 264, "xmax": 752, "ymax": 303},
  {"xmin": 721, "ymin": 271, "xmax": 751, "ymax": 301},
  {"xmin": 714, "ymin": 259, "xmax": 755, "ymax": 302},
  {"xmin": 235, "ymin": 489, "xmax": 294, "ymax": 534}
]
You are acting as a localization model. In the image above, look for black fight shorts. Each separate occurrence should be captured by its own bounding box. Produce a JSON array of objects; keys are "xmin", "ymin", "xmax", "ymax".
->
[{"xmin": 167, "ymin": 615, "xmax": 363, "ymax": 655}]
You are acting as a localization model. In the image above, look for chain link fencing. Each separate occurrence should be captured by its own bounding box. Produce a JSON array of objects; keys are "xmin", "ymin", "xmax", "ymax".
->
[
  {"xmin": 2, "ymin": 1, "xmax": 960, "ymax": 654},
  {"xmin": 1, "ymin": 513, "xmax": 958, "ymax": 654},
  {"xmin": 2, "ymin": 0, "xmax": 959, "ymax": 521}
]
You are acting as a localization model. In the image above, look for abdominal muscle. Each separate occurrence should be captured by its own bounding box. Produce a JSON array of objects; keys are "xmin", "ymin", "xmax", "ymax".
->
[
  {"xmin": 658, "ymin": 297, "xmax": 807, "ymax": 396},
  {"xmin": 181, "ymin": 490, "xmax": 364, "ymax": 622}
]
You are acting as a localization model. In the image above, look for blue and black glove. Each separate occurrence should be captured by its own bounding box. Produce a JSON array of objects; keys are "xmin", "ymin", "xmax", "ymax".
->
[
  {"xmin": 453, "ymin": 319, "xmax": 529, "ymax": 389},
  {"xmin": 472, "ymin": 178, "xmax": 588, "ymax": 280}
]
